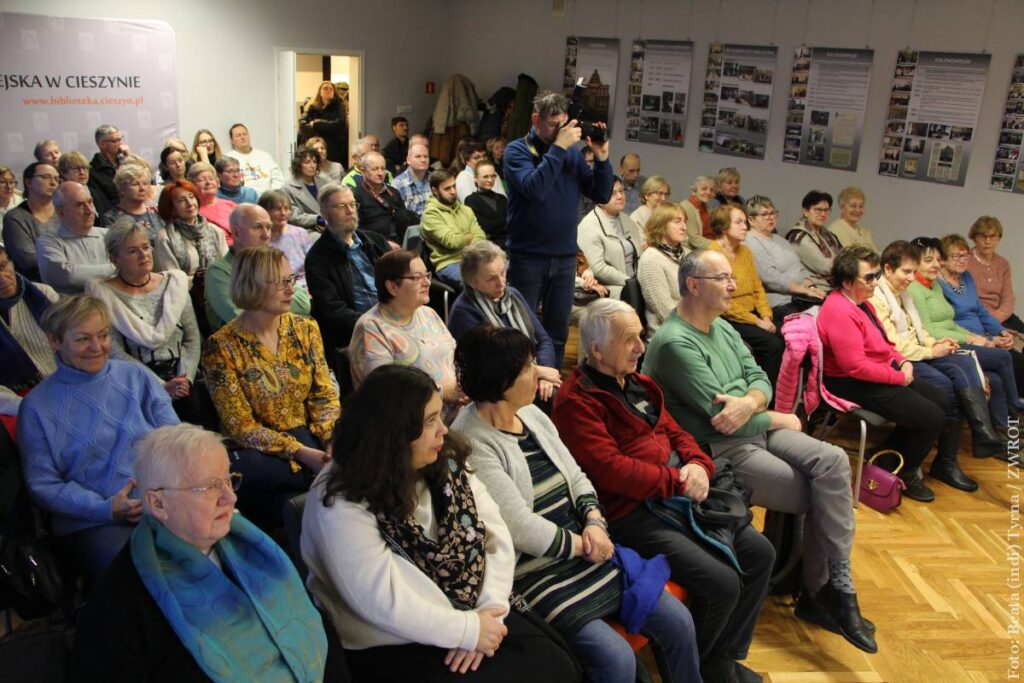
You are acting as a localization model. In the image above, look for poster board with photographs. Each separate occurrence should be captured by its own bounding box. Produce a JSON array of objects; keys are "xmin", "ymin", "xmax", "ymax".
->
[
  {"xmin": 878, "ymin": 50, "xmax": 990, "ymax": 186},
  {"xmin": 699, "ymin": 43, "xmax": 777, "ymax": 160},
  {"xmin": 783, "ymin": 47, "xmax": 873, "ymax": 171},
  {"xmin": 563, "ymin": 36, "xmax": 620, "ymax": 137},
  {"xmin": 991, "ymin": 54, "xmax": 1024, "ymax": 194},
  {"xmin": 625, "ymin": 39, "xmax": 693, "ymax": 146}
]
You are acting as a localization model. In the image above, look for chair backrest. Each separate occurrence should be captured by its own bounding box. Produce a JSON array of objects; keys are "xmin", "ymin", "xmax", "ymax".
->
[
  {"xmin": 620, "ymin": 277, "xmax": 647, "ymax": 337},
  {"xmin": 282, "ymin": 493, "xmax": 309, "ymax": 583},
  {"xmin": 334, "ymin": 347, "xmax": 355, "ymax": 401},
  {"xmin": 401, "ymin": 224, "xmax": 422, "ymax": 252}
]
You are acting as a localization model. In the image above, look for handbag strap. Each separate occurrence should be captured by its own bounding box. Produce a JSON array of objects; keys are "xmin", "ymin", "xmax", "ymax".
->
[{"xmin": 867, "ymin": 449, "xmax": 905, "ymax": 475}]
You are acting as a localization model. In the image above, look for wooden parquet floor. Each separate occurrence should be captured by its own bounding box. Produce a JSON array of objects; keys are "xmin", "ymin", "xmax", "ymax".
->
[{"xmin": 564, "ymin": 327, "xmax": 1021, "ymax": 682}]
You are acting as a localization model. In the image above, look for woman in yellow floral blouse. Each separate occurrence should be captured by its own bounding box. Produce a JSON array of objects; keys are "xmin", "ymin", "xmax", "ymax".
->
[{"xmin": 201, "ymin": 245, "xmax": 339, "ymax": 530}]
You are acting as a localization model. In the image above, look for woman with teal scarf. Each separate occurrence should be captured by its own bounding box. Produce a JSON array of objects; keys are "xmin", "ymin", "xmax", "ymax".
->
[{"xmin": 72, "ymin": 423, "xmax": 328, "ymax": 683}]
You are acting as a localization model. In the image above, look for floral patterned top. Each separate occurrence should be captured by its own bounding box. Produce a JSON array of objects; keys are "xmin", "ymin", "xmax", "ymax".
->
[
  {"xmin": 270, "ymin": 224, "xmax": 316, "ymax": 287},
  {"xmin": 202, "ymin": 313, "xmax": 340, "ymax": 456},
  {"xmin": 349, "ymin": 304, "xmax": 457, "ymax": 390}
]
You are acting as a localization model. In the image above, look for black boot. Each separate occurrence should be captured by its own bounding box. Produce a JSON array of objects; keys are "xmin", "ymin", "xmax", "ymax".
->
[
  {"xmin": 795, "ymin": 587, "xmax": 876, "ymax": 633},
  {"xmin": 961, "ymin": 387, "xmax": 1005, "ymax": 457},
  {"xmin": 929, "ymin": 420, "xmax": 979, "ymax": 492},
  {"xmin": 900, "ymin": 471, "xmax": 935, "ymax": 502},
  {"xmin": 809, "ymin": 584, "xmax": 878, "ymax": 654}
]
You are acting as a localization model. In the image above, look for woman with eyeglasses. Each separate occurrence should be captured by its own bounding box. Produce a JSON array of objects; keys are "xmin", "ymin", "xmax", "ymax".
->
[
  {"xmin": 816, "ymin": 247, "xmax": 948, "ymax": 502},
  {"xmin": 202, "ymin": 246, "xmax": 339, "ymax": 531},
  {"xmin": 964, "ymin": 216, "xmax": 1024, "ymax": 334},
  {"xmin": 628, "ymin": 175, "xmax": 671, "ymax": 231},
  {"xmin": 18, "ymin": 295, "xmax": 180, "ymax": 577},
  {"xmin": 786, "ymin": 190, "xmax": 843, "ymax": 280},
  {"xmin": 939, "ymin": 232, "xmax": 1024, "ymax": 399},
  {"xmin": 189, "ymin": 129, "xmax": 223, "ymax": 166},
  {"xmin": 744, "ymin": 195, "xmax": 828, "ymax": 326},
  {"xmin": 72, "ymin": 423, "xmax": 328, "ymax": 683},
  {"xmin": 1, "ymin": 162, "xmax": 60, "ymax": 280},
  {"xmin": 85, "ymin": 218, "xmax": 204, "ymax": 427},
  {"xmin": 349, "ymin": 250, "xmax": 465, "ymax": 416},
  {"xmin": 0, "ymin": 166, "xmax": 23, "ymax": 223}
]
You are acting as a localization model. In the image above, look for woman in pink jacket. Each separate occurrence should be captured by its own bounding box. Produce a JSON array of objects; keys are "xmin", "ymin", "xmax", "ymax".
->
[{"xmin": 816, "ymin": 246, "xmax": 948, "ymax": 503}]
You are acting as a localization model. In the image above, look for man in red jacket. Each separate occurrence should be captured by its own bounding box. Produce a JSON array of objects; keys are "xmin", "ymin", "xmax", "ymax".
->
[{"xmin": 552, "ymin": 298, "xmax": 774, "ymax": 683}]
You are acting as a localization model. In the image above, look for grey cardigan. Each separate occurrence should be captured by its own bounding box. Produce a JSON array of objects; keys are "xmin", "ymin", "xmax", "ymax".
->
[
  {"xmin": 452, "ymin": 403, "xmax": 598, "ymax": 559},
  {"xmin": 284, "ymin": 176, "xmax": 328, "ymax": 229}
]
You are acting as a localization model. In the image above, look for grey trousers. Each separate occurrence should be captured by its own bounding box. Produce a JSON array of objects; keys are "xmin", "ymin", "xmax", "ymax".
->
[{"xmin": 709, "ymin": 428, "xmax": 855, "ymax": 592}]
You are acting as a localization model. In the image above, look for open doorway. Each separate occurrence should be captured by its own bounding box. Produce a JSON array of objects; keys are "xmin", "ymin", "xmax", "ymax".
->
[{"xmin": 275, "ymin": 49, "xmax": 362, "ymax": 171}]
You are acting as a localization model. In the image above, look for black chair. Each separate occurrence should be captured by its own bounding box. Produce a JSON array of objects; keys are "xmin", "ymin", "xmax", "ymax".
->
[
  {"xmin": 333, "ymin": 347, "xmax": 355, "ymax": 402},
  {"xmin": 620, "ymin": 276, "xmax": 648, "ymax": 338}
]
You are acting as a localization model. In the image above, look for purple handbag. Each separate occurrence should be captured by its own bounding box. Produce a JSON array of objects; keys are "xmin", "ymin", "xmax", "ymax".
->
[{"xmin": 858, "ymin": 449, "xmax": 906, "ymax": 512}]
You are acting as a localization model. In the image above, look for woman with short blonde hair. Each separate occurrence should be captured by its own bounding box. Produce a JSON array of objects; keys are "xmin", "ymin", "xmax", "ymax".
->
[
  {"xmin": 202, "ymin": 245, "xmax": 339, "ymax": 531},
  {"xmin": 629, "ymin": 175, "xmax": 670, "ymax": 230}
]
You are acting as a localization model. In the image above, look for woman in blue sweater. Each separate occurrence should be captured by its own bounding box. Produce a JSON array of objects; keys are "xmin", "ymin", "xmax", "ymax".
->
[
  {"xmin": 17, "ymin": 294, "xmax": 179, "ymax": 578},
  {"xmin": 938, "ymin": 233, "xmax": 1024, "ymax": 403}
]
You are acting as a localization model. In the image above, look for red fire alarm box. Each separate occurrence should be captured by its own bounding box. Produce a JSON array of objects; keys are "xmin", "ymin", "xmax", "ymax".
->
[{"xmin": 425, "ymin": 81, "xmax": 435, "ymax": 94}]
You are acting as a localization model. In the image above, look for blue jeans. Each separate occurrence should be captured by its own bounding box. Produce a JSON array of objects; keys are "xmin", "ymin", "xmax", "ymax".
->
[
  {"xmin": 567, "ymin": 591, "xmax": 701, "ymax": 683},
  {"xmin": 229, "ymin": 426, "xmax": 319, "ymax": 532},
  {"xmin": 435, "ymin": 263, "xmax": 463, "ymax": 287},
  {"xmin": 508, "ymin": 253, "xmax": 577, "ymax": 367}
]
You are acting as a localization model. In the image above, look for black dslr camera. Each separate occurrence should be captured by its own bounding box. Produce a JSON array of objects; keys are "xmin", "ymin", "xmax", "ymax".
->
[{"xmin": 563, "ymin": 77, "xmax": 606, "ymax": 143}]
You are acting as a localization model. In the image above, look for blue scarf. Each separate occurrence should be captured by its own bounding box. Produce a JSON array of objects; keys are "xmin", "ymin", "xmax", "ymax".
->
[
  {"xmin": 0, "ymin": 273, "xmax": 51, "ymax": 392},
  {"xmin": 131, "ymin": 513, "xmax": 326, "ymax": 683}
]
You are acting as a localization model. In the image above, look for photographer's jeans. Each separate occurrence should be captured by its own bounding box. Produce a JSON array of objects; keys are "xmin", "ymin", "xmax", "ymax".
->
[{"xmin": 508, "ymin": 253, "xmax": 576, "ymax": 368}]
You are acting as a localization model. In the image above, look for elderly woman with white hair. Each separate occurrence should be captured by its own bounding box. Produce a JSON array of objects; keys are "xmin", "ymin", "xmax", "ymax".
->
[
  {"xmin": 71, "ymin": 423, "xmax": 328, "ymax": 683},
  {"xmin": 447, "ymin": 241, "xmax": 561, "ymax": 400},
  {"xmin": 101, "ymin": 164, "xmax": 164, "ymax": 239},
  {"xmin": 681, "ymin": 175, "xmax": 716, "ymax": 249},
  {"xmin": 85, "ymin": 217, "xmax": 204, "ymax": 425},
  {"xmin": 260, "ymin": 189, "xmax": 316, "ymax": 287},
  {"xmin": 18, "ymin": 294, "xmax": 179, "ymax": 578}
]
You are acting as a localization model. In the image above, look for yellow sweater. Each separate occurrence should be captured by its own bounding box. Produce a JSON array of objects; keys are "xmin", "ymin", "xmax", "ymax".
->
[{"xmin": 709, "ymin": 241, "xmax": 772, "ymax": 324}]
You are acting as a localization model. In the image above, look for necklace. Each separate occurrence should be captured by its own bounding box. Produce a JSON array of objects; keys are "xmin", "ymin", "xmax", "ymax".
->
[{"xmin": 117, "ymin": 272, "xmax": 152, "ymax": 288}]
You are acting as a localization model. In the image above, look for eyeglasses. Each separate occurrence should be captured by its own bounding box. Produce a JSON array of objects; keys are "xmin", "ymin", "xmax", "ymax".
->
[
  {"xmin": 399, "ymin": 272, "xmax": 431, "ymax": 283},
  {"xmin": 691, "ymin": 273, "xmax": 737, "ymax": 283},
  {"xmin": 0, "ymin": 180, "xmax": 15, "ymax": 188},
  {"xmin": 269, "ymin": 274, "xmax": 300, "ymax": 290},
  {"xmin": 857, "ymin": 269, "xmax": 884, "ymax": 284},
  {"xmin": 652, "ymin": 190, "xmax": 670, "ymax": 197},
  {"xmin": 808, "ymin": 206, "xmax": 831, "ymax": 214},
  {"xmin": 948, "ymin": 253, "xmax": 970, "ymax": 262},
  {"xmin": 753, "ymin": 210, "xmax": 779, "ymax": 218},
  {"xmin": 152, "ymin": 472, "xmax": 242, "ymax": 495},
  {"xmin": 32, "ymin": 173, "xmax": 59, "ymax": 182},
  {"xmin": 326, "ymin": 201, "xmax": 358, "ymax": 211}
]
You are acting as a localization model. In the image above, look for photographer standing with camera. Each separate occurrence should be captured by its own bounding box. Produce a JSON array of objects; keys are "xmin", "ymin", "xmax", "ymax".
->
[{"xmin": 504, "ymin": 90, "xmax": 613, "ymax": 368}]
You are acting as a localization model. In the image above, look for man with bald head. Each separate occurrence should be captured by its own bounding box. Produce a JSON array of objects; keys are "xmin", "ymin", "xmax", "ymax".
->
[
  {"xmin": 392, "ymin": 142, "xmax": 432, "ymax": 217},
  {"xmin": 204, "ymin": 204, "xmax": 311, "ymax": 331},
  {"xmin": 643, "ymin": 249, "xmax": 875, "ymax": 656},
  {"xmin": 352, "ymin": 151, "xmax": 415, "ymax": 244},
  {"xmin": 36, "ymin": 182, "xmax": 116, "ymax": 293},
  {"xmin": 619, "ymin": 153, "xmax": 645, "ymax": 214},
  {"xmin": 341, "ymin": 136, "xmax": 393, "ymax": 188}
]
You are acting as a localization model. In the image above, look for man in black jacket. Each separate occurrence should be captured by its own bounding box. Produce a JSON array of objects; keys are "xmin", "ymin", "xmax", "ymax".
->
[
  {"xmin": 88, "ymin": 124, "xmax": 129, "ymax": 214},
  {"xmin": 305, "ymin": 184, "xmax": 390, "ymax": 357}
]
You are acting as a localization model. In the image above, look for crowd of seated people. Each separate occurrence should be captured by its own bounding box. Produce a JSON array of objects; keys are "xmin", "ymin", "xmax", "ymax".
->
[{"xmin": 3, "ymin": 109, "xmax": 1024, "ymax": 683}]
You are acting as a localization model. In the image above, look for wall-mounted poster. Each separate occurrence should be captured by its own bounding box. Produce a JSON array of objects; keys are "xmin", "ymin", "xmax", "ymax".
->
[
  {"xmin": 783, "ymin": 47, "xmax": 873, "ymax": 171},
  {"xmin": 0, "ymin": 12, "xmax": 178, "ymax": 174},
  {"xmin": 625, "ymin": 39, "xmax": 692, "ymax": 146},
  {"xmin": 698, "ymin": 43, "xmax": 777, "ymax": 159},
  {"xmin": 991, "ymin": 54, "xmax": 1024, "ymax": 194},
  {"xmin": 878, "ymin": 50, "xmax": 990, "ymax": 186},
  {"xmin": 563, "ymin": 36, "xmax": 620, "ymax": 136}
]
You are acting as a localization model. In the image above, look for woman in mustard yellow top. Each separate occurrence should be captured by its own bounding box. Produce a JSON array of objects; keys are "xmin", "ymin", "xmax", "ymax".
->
[
  {"xmin": 708, "ymin": 204, "xmax": 784, "ymax": 391},
  {"xmin": 202, "ymin": 245, "xmax": 340, "ymax": 531}
]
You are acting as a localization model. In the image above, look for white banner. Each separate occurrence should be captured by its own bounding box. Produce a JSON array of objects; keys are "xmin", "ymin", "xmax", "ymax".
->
[{"xmin": 0, "ymin": 12, "xmax": 178, "ymax": 174}]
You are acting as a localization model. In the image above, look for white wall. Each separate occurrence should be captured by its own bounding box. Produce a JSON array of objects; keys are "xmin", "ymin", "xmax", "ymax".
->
[
  {"xmin": 445, "ymin": 0, "xmax": 1024, "ymax": 292},
  {"xmin": 1, "ymin": 0, "xmax": 447, "ymax": 163}
]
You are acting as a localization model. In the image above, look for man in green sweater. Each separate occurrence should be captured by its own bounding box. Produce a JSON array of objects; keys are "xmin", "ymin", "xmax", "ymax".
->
[
  {"xmin": 204, "ymin": 204, "xmax": 311, "ymax": 331},
  {"xmin": 643, "ymin": 249, "xmax": 876, "ymax": 655},
  {"xmin": 420, "ymin": 169, "xmax": 486, "ymax": 286}
]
